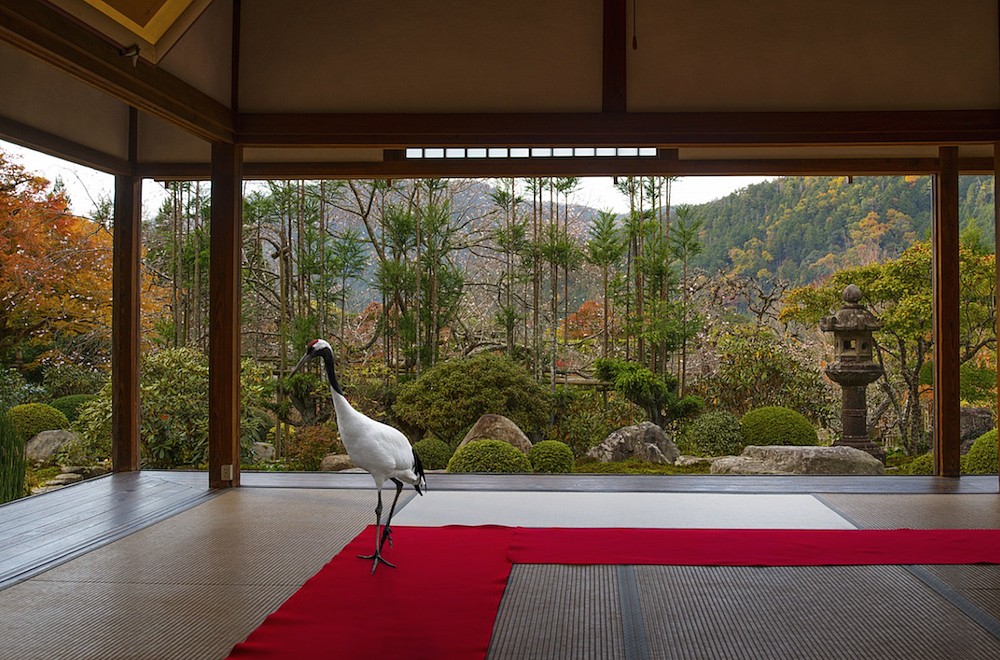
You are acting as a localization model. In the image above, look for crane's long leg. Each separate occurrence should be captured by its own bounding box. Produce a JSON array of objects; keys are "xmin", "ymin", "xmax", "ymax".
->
[
  {"xmin": 358, "ymin": 486, "xmax": 395, "ymax": 573},
  {"xmin": 377, "ymin": 479, "xmax": 405, "ymax": 552}
]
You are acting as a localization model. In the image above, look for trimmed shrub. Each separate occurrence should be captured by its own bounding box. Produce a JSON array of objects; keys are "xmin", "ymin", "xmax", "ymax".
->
[
  {"xmin": 394, "ymin": 353, "xmax": 551, "ymax": 444},
  {"xmin": 50, "ymin": 394, "xmax": 96, "ymax": 423},
  {"xmin": 962, "ymin": 430, "xmax": 998, "ymax": 475},
  {"xmin": 898, "ymin": 452, "xmax": 934, "ymax": 475},
  {"xmin": 682, "ymin": 411, "xmax": 744, "ymax": 456},
  {"xmin": 446, "ymin": 439, "xmax": 532, "ymax": 473},
  {"xmin": 0, "ymin": 411, "xmax": 25, "ymax": 503},
  {"xmin": 527, "ymin": 440, "xmax": 574, "ymax": 473},
  {"xmin": 8, "ymin": 403, "xmax": 69, "ymax": 443},
  {"xmin": 740, "ymin": 406, "xmax": 817, "ymax": 447},
  {"xmin": 412, "ymin": 436, "xmax": 453, "ymax": 470}
]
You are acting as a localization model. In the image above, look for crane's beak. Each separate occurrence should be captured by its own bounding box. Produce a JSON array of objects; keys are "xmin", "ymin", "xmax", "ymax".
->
[{"xmin": 290, "ymin": 351, "xmax": 312, "ymax": 376}]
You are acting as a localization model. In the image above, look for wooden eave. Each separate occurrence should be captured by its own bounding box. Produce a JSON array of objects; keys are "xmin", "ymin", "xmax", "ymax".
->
[
  {"xmin": 236, "ymin": 110, "xmax": 1000, "ymax": 149},
  {"xmin": 0, "ymin": 0, "xmax": 233, "ymax": 144}
]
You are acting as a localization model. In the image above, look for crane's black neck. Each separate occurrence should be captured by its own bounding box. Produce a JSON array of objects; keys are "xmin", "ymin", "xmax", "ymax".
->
[{"xmin": 318, "ymin": 348, "xmax": 344, "ymax": 395}]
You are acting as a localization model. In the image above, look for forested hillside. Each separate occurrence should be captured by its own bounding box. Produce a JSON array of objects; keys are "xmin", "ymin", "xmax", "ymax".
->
[{"xmin": 689, "ymin": 175, "xmax": 995, "ymax": 285}]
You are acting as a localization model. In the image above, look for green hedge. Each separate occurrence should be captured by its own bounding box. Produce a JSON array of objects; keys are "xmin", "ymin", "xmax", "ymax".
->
[
  {"xmin": 50, "ymin": 394, "xmax": 96, "ymax": 423},
  {"xmin": 8, "ymin": 403, "xmax": 69, "ymax": 444},
  {"xmin": 740, "ymin": 406, "xmax": 817, "ymax": 447},
  {"xmin": 412, "ymin": 437, "xmax": 454, "ymax": 470},
  {"xmin": 527, "ymin": 440, "xmax": 574, "ymax": 473},
  {"xmin": 446, "ymin": 439, "xmax": 531, "ymax": 473},
  {"xmin": 683, "ymin": 411, "xmax": 744, "ymax": 456},
  {"xmin": 963, "ymin": 430, "xmax": 998, "ymax": 475}
]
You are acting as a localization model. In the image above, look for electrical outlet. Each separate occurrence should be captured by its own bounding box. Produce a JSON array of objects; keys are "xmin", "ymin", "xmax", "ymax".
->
[{"xmin": 221, "ymin": 464, "xmax": 234, "ymax": 481}]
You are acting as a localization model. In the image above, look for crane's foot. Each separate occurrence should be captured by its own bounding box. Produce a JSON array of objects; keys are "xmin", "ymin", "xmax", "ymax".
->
[
  {"xmin": 358, "ymin": 550, "xmax": 396, "ymax": 574},
  {"xmin": 380, "ymin": 526, "xmax": 394, "ymax": 549}
]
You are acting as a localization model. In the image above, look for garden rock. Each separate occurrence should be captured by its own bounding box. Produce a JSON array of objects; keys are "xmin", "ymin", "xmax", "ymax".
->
[
  {"xmin": 320, "ymin": 454, "xmax": 354, "ymax": 471},
  {"xmin": 960, "ymin": 407, "xmax": 993, "ymax": 454},
  {"xmin": 710, "ymin": 445, "xmax": 884, "ymax": 475},
  {"xmin": 252, "ymin": 442, "xmax": 275, "ymax": 462},
  {"xmin": 675, "ymin": 455, "xmax": 715, "ymax": 468},
  {"xmin": 457, "ymin": 414, "xmax": 532, "ymax": 454},
  {"xmin": 587, "ymin": 422, "xmax": 679, "ymax": 464},
  {"xmin": 25, "ymin": 430, "xmax": 78, "ymax": 463}
]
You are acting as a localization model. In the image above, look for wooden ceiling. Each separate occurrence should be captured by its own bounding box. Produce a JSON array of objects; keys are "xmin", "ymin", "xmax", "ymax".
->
[{"xmin": 1, "ymin": 0, "xmax": 998, "ymax": 178}]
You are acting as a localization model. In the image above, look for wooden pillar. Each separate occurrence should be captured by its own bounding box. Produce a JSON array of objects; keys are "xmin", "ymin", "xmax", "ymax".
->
[
  {"xmin": 995, "ymin": 143, "xmax": 1000, "ymax": 485},
  {"xmin": 932, "ymin": 146, "xmax": 961, "ymax": 477},
  {"xmin": 111, "ymin": 109, "xmax": 140, "ymax": 472},
  {"xmin": 208, "ymin": 142, "xmax": 242, "ymax": 488}
]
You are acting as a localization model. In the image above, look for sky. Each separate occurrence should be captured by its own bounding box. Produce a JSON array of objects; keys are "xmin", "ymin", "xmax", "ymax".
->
[{"xmin": 2, "ymin": 139, "xmax": 771, "ymax": 218}]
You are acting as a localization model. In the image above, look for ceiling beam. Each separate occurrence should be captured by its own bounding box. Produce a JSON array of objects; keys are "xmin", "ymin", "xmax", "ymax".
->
[
  {"xmin": 0, "ymin": 0, "xmax": 233, "ymax": 143},
  {"xmin": 237, "ymin": 110, "xmax": 1000, "ymax": 148},
  {"xmin": 0, "ymin": 115, "xmax": 131, "ymax": 175},
  {"xmin": 136, "ymin": 155, "xmax": 997, "ymax": 181}
]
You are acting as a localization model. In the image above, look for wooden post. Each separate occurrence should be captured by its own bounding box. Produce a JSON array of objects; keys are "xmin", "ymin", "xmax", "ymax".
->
[
  {"xmin": 995, "ymin": 143, "xmax": 1000, "ymax": 486},
  {"xmin": 932, "ymin": 146, "xmax": 960, "ymax": 477},
  {"xmin": 208, "ymin": 142, "xmax": 242, "ymax": 488},
  {"xmin": 111, "ymin": 109, "xmax": 140, "ymax": 472}
]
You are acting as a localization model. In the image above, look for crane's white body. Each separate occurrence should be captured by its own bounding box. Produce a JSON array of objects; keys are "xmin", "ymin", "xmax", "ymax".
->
[
  {"xmin": 328, "ymin": 387, "xmax": 424, "ymax": 491},
  {"xmin": 291, "ymin": 339, "xmax": 424, "ymax": 572}
]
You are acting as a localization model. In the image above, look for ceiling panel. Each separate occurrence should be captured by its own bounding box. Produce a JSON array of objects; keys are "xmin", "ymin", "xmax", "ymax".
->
[{"xmin": 239, "ymin": 0, "xmax": 603, "ymax": 113}]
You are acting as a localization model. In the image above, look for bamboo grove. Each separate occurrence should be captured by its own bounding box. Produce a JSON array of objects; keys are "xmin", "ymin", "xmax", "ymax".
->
[{"xmin": 144, "ymin": 176, "xmax": 700, "ymax": 389}]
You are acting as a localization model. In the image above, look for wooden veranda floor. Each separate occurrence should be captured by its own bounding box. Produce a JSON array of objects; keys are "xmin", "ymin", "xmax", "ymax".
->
[{"xmin": 1, "ymin": 471, "xmax": 998, "ymax": 659}]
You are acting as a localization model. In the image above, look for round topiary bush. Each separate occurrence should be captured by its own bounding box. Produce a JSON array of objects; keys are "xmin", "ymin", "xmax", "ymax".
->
[
  {"xmin": 394, "ymin": 353, "xmax": 551, "ymax": 444},
  {"xmin": 527, "ymin": 440, "xmax": 574, "ymax": 473},
  {"xmin": 963, "ymin": 429, "xmax": 998, "ymax": 475},
  {"xmin": 446, "ymin": 439, "xmax": 532, "ymax": 473},
  {"xmin": 683, "ymin": 411, "xmax": 744, "ymax": 456},
  {"xmin": 899, "ymin": 452, "xmax": 934, "ymax": 475},
  {"xmin": 49, "ymin": 394, "xmax": 96, "ymax": 423},
  {"xmin": 740, "ymin": 406, "xmax": 817, "ymax": 447},
  {"xmin": 8, "ymin": 403, "xmax": 69, "ymax": 443},
  {"xmin": 412, "ymin": 437, "xmax": 453, "ymax": 470}
]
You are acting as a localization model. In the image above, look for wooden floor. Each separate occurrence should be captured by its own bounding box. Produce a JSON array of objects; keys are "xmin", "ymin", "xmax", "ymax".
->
[{"xmin": 0, "ymin": 470, "xmax": 998, "ymax": 659}]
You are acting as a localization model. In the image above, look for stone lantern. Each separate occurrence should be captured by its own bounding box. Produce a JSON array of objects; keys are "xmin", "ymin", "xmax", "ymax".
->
[{"xmin": 819, "ymin": 284, "xmax": 885, "ymax": 462}]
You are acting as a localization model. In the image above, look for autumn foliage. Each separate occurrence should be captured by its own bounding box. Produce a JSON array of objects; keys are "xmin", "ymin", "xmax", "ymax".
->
[{"xmin": 0, "ymin": 153, "xmax": 112, "ymax": 364}]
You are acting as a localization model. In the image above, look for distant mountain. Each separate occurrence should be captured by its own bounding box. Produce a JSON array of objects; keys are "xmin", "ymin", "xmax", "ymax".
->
[{"xmin": 684, "ymin": 175, "xmax": 995, "ymax": 285}]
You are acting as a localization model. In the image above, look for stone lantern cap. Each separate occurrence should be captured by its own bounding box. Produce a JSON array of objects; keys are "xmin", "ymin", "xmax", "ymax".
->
[{"xmin": 819, "ymin": 285, "xmax": 882, "ymax": 333}]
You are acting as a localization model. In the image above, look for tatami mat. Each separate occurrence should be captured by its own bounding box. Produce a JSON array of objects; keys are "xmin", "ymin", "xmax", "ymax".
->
[
  {"xmin": 3, "ymin": 481, "xmax": 998, "ymax": 659},
  {"xmin": 0, "ymin": 488, "xmax": 386, "ymax": 660},
  {"xmin": 488, "ymin": 564, "xmax": 1000, "ymax": 660},
  {"xmin": 817, "ymin": 493, "xmax": 1000, "ymax": 529},
  {"xmin": 393, "ymin": 491, "xmax": 856, "ymax": 529},
  {"xmin": 488, "ymin": 565, "xmax": 626, "ymax": 660}
]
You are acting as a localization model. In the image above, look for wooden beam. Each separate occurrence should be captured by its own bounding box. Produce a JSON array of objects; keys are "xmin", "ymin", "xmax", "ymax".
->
[
  {"xmin": 208, "ymin": 142, "xmax": 242, "ymax": 488},
  {"xmin": 603, "ymin": 0, "xmax": 627, "ymax": 113},
  {"xmin": 933, "ymin": 146, "xmax": 961, "ymax": 477},
  {"xmin": 111, "ymin": 109, "xmax": 140, "ymax": 472},
  {"xmin": 0, "ymin": 115, "xmax": 131, "ymax": 175},
  {"xmin": 0, "ymin": 0, "xmax": 233, "ymax": 143},
  {"xmin": 237, "ymin": 110, "xmax": 1000, "ymax": 148},
  {"xmin": 136, "ymin": 155, "xmax": 1000, "ymax": 181}
]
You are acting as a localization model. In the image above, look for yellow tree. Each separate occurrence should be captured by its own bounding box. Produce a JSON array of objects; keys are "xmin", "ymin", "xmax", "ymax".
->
[{"xmin": 0, "ymin": 152, "xmax": 113, "ymax": 366}]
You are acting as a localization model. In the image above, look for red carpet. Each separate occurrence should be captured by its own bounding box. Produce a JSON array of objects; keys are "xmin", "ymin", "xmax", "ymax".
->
[{"xmin": 228, "ymin": 526, "xmax": 1000, "ymax": 660}]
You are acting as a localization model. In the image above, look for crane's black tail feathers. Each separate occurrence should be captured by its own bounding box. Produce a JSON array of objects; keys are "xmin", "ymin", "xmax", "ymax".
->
[{"xmin": 412, "ymin": 447, "xmax": 426, "ymax": 495}]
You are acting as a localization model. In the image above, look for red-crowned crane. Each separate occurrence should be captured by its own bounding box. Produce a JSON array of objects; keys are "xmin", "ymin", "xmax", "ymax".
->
[{"xmin": 291, "ymin": 339, "xmax": 425, "ymax": 573}]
